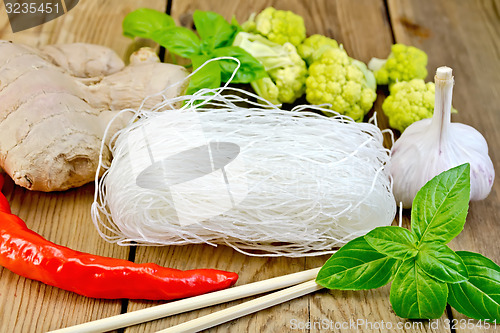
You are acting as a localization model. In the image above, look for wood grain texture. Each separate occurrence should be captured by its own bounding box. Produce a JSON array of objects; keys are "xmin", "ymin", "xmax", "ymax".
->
[
  {"xmin": 0, "ymin": 180, "xmax": 125, "ymax": 332},
  {"xmin": 0, "ymin": 0, "xmax": 164, "ymax": 56},
  {"xmin": 126, "ymin": 3, "xmax": 311, "ymax": 332},
  {"xmin": 0, "ymin": 0, "xmax": 498, "ymax": 332},
  {"xmin": 301, "ymin": 1, "xmax": 452, "ymax": 331},
  {"xmin": 126, "ymin": 244, "xmax": 307, "ymax": 332},
  {"xmin": 307, "ymin": 255, "xmax": 452, "ymax": 333},
  {"xmin": 125, "ymin": 1, "xmax": 445, "ymax": 333},
  {"xmin": 0, "ymin": 0, "xmax": 167, "ymax": 332},
  {"xmin": 388, "ymin": 0, "xmax": 500, "ymax": 331}
]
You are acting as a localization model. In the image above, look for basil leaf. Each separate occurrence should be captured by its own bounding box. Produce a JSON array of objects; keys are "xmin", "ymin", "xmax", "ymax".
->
[
  {"xmin": 316, "ymin": 236, "xmax": 398, "ymax": 290},
  {"xmin": 211, "ymin": 46, "xmax": 267, "ymax": 83},
  {"xmin": 416, "ymin": 243, "xmax": 468, "ymax": 283},
  {"xmin": 448, "ymin": 251, "xmax": 500, "ymax": 321},
  {"xmin": 151, "ymin": 27, "xmax": 201, "ymax": 58},
  {"xmin": 390, "ymin": 258, "xmax": 448, "ymax": 319},
  {"xmin": 230, "ymin": 15, "xmax": 243, "ymax": 34},
  {"xmin": 412, "ymin": 163, "xmax": 470, "ymax": 244},
  {"xmin": 123, "ymin": 8, "xmax": 175, "ymax": 39},
  {"xmin": 186, "ymin": 54, "xmax": 221, "ymax": 95},
  {"xmin": 365, "ymin": 226, "xmax": 419, "ymax": 260},
  {"xmin": 193, "ymin": 10, "xmax": 237, "ymax": 50}
]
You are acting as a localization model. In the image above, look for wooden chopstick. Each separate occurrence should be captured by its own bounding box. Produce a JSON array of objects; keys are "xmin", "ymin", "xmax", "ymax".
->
[
  {"xmin": 48, "ymin": 267, "xmax": 321, "ymax": 333},
  {"xmin": 156, "ymin": 279, "xmax": 323, "ymax": 333}
]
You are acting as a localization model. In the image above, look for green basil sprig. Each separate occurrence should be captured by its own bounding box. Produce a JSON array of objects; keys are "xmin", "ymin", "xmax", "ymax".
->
[
  {"xmin": 123, "ymin": 8, "xmax": 266, "ymax": 94},
  {"xmin": 317, "ymin": 163, "xmax": 500, "ymax": 321}
]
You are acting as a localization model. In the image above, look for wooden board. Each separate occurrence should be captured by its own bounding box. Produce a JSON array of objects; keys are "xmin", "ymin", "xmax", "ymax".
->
[
  {"xmin": 388, "ymin": 1, "xmax": 500, "ymax": 331},
  {"xmin": 0, "ymin": 0, "xmax": 499, "ymax": 332},
  {"xmin": 124, "ymin": 1, "xmax": 447, "ymax": 333},
  {"xmin": 0, "ymin": 1, "xmax": 167, "ymax": 332}
]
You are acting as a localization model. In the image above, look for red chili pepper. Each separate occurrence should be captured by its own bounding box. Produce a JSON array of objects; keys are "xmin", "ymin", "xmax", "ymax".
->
[{"xmin": 0, "ymin": 175, "xmax": 238, "ymax": 300}]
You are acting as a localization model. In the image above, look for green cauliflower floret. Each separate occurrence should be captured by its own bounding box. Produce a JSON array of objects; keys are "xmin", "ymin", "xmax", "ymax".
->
[
  {"xmin": 298, "ymin": 34, "xmax": 339, "ymax": 66},
  {"xmin": 242, "ymin": 7, "xmax": 306, "ymax": 46},
  {"xmin": 233, "ymin": 32, "xmax": 307, "ymax": 104},
  {"xmin": 250, "ymin": 76, "xmax": 280, "ymax": 104},
  {"xmin": 305, "ymin": 47, "xmax": 377, "ymax": 121},
  {"xmin": 382, "ymin": 79, "xmax": 435, "ymax": 132},
  {"xmin": 368, "ymin": 44, "xmax": 428, "ymax": 86}
]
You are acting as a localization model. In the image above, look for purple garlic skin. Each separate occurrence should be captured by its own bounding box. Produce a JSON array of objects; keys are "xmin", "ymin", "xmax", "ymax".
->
[{"xmin": 390, "ymin": 66, "xmax": 495, "ymax": 208}]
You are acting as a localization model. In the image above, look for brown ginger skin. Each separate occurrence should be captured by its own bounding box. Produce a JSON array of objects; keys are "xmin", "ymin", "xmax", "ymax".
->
[
  {"xmin": 0, "ymin": 42, "xmax": 189, "ymax": 191},
  {"xmin": 41, "ymin": 43, "xmax": 126, "ymax": 78}
]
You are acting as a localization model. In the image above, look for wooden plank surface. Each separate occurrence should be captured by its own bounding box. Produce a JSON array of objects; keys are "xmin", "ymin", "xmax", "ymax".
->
[
  {"xmin": 0, "ymin": 0, "xmax": 499, "ymax": 332},
  {"xmin": 388, "ymin": 1, "xmax": 500, "ymax": 332},
  {"xmin": 125, "ymin": 1, "xmax": 448, "ymax": 333},
  {"xmin": 0, "ymin": 1, "xmax": 167, "ymax": 332},
  {"xmin": 125, "ymin": 3, "xmax": 310, "ymax": 332}
]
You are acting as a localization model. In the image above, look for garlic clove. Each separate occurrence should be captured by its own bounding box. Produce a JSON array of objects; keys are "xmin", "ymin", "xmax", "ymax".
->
[
  {"xmin": 447, "ymin": 123, "xmax": 495, "ymax": 201},
  {"xmin": 390, "ymin": 118, "xmax": 440, "ymax": 208},
  {"xmin": 390, "ymin": 66, "xmax": 495, "ymax": 208}
]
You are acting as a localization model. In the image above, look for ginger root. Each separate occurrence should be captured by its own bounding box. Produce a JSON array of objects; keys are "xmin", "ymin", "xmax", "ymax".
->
[
  {"xmin": 0, "ymin": 41, "xmax": 189, "ymax": 191},
  {"xmin": 41, "ymin": 43, "xmax": 126, "ymax": 78}
]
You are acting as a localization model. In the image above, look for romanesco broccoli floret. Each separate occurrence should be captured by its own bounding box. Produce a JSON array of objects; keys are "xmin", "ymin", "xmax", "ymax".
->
[
  {"xmin": 382, "ymin": 79, "xmax": 435, "ymax": 132},
  {"xmin": 305, "ymin": 47, "xmax": 377, "ymax": 121},
  {"xmin": 242, "ymin": 7, "xmax": 306, "ymax": 46},
  {"xmin": 298, "ymin": 34, "xmax": 339, "ymax": 65},
  {"xmin": 368, "ymin": 44, "xmax": 428, "ymax": 86},
  {"xmin": 250, "ymin": 76, "xmax": 280, "ymax": 104},
  {"xmin": 233, "ymin": 32, "xmax": 307, "ymax": 104}
]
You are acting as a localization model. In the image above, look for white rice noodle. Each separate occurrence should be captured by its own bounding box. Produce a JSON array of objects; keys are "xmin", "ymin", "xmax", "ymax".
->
[{"xmin": 91, "ymin": 59, "xmax": 396, "ymax": 257}]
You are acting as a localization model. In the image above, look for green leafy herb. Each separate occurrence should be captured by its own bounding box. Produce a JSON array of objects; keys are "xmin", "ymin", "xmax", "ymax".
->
[
  {"xmin": 123, "ymin": 8, "xmax": 175, "ymax": 39},
  {"xmin": 212, "ymin": 47, "xmax": 267, "ymax": 83},
  {"xmin": 365, "ymin": 226, "xmax": 418, "ymax": 260},
  {"xmin": 187, "ymin": 54, "xmax": 221, "ymax": 95},
  {"xmin": 122, "ymin": 8, "xmax": 265, "ymax": 94},
  {"xmin": 193, "ymin": 10, "xmax": 237, "ymax": 50},
  {"xmin": 447, "ymin": 251, "xmax": 500, "ymax": 320},
  {"xmin": 411, "ymin": 163, "xmax": 470, "ymax": 244},
  {"xmin": 390, "ymin": 258, "xmax": 448, "ymax": 319},
  {"xmin": 317, "ymin": 163, "xmax": 500, "ymax": 322},
  {"xmin": 151, "ymin": 27, "xmax": 201, "ymax": 58},
  {"xmin": 316, "ymin": 237, "xmax": 398, "ymax": 290},
  {"xmin": 416, "ymin": 242, "xmax": 468, "ymax": 283}
]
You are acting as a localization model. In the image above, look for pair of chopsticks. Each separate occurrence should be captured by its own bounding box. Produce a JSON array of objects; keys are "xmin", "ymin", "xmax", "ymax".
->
[{"xmin": 48, "ymin": 267, "xmax": 324, "ymax": 333}]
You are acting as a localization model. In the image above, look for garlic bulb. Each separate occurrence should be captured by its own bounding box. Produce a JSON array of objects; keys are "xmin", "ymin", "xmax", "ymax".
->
[{"xmin": 390, "ymin": 66, "xmax": 495, "ymax": 208}]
